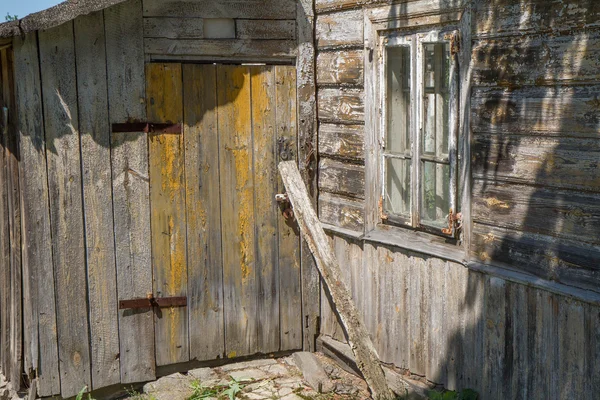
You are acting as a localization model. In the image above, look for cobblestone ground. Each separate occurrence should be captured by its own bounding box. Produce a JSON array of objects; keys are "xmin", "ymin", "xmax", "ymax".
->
[{"xmin": 122, "ymin": 353, "xmax": 371, "ymax": 400}]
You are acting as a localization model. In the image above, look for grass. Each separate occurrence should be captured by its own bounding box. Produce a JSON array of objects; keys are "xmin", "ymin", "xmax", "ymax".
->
[{"xmin": 187, "ymin": 376, "xmax": 246, "ymax": 400}]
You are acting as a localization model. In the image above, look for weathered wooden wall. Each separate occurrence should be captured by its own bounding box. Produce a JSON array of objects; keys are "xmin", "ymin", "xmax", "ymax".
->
[
  {"xmin": 142, "ymin": 0, "xmax": 297, "ymax": 61},
  {"xmin": 8, "ymin": 0, "xmax": 305, "ymax": 398},
  {"xmin": 314, "ymin": 0, "xmax": 600, "ymax": 398},
  {"xmin": 469, "ymin": 0, "xmax": 600, "ymax": 291},
  {"xmin": 321, "ymin": 235, "xmax": 600, "ymax": 399}
]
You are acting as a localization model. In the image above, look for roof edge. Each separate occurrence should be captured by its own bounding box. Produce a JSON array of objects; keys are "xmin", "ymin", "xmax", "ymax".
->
[{"xmin": 0, "ymin": 0, "xmax": 129, "ymax": 38}]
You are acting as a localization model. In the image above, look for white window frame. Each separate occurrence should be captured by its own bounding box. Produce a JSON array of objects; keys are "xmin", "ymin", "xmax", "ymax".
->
[{"xmin": 378, "ymin": 29, "xmax": 460, "ymax": 236}]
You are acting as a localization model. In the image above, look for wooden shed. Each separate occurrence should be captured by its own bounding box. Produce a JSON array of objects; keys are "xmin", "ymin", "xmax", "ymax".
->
[{"xmin": 0, "ymin": 0, "xmax": 599, "ymax": 399}]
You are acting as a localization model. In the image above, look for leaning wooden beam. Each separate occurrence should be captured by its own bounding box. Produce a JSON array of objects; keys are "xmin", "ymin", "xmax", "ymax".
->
[{"xmin": 278, "ymin": 161, "xmax": 395, "ymax": 400}]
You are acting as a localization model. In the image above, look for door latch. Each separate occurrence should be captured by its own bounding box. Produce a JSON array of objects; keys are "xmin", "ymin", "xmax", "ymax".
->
[
  {"xmin": 276, "ymin": 193, "xmax": 294, "ymax": 220},
  {"xmin": 119, "ymin": 293, "xmax": 187, "ymax": 310}
]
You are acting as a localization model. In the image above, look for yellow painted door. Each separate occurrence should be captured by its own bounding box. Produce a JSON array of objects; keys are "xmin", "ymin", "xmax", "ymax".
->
[{"xmin": 146, "ymin": 63, "xmax": 302, "ymax": 366}]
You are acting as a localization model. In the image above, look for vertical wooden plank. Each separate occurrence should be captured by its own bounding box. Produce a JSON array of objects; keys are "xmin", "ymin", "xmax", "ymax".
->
[
  {"xmin": 445, "ymin": 263, "xmax": 464, "ymax": 391},
  {"xmin": 533, "ymin": 291, "xmax": 559, "ymax": 400},
  {"xmin": 13, "ymin": 32, "xmax": 61, "ymax": 397},
  {"xmin": 251, "ymin": 66, "xmax": 279, "ymax": 353},
  {"xmin": 276, "ymin": 65, "xmax": 302, "ymax": 351},
  {"xmin": 482, "ymin": 276, "xmax": 505, "ymax": 400},
  {"xmin": 39, "ymin": 21, "xmax": 91, "ymax": 398},
  {"xmin": 319, "ymin": 235, "xmax": 338, "ymax": 340},
  {"xmin": 0, "ymin": 46, "xmax": 12, "ymax": 383},
  {"xmin": 183, "ymin": 64, "xmax": 224, "ymax": 362},
  {"xmin": 2, "ymin": 46, "xmax": 23, "ymax": 391},
  {"xmin": 408, "ymin": 255, "xmax": 426, "ymax": 376},
  {"xmin": 393, "ymin": 251, "xmax": 409, "ymax": 369},
  {"xmin": 462, "ymin": 270, "xmax": 484, "ymax": 393},
  {"xmin": 105, "ymin": 0, "xmax": 155, "ymax": 384},
  {"xmin": 218, "ymin": 65, "xmax": 257, "ymax": 358},
  {"xmin": 74, "ymin": 12, "xmax": 120, "ymax": 390},
  {"xmin": 510, "ymin": 284, "xmax": 528, "ymax": 399},
  {"xmin": 297, "ymin": 0, "xmax": 320, "ymax": 352},
  {"xmin": 146, "ymin": 63, "xmax": 188, "ymax": 366},
  {"xmin": 428, "ymin": 259, "xmax": 446, "ymax": 385},
  {"xmin": 558, "ymin": 299, "xmax": 585, "ymax": 399},
  {"xmin": 585, "ymin": 303, "xmax": 600, "ymax": 399}
]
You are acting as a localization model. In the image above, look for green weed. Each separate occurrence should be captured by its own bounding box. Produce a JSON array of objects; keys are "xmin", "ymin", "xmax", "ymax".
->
[{"xmin": 427, "ymin": 388, "xmax": 478, "ymax": 400}]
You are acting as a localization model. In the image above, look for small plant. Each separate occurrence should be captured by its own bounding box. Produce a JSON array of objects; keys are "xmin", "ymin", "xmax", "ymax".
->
[
  {"xmin": 427, "ymin": 388, "xmax": 478, "ymax": 400},
  {"xmin": 5, "ymin": 13, "xmax": 18, "ymax": 21},
  {"xmin": 75, "ymin": 386, "xmax": 95, "ymax": 400},
  {"xmin": 187, "ymin": 377, "xmax": 246, "ymax": 400}
]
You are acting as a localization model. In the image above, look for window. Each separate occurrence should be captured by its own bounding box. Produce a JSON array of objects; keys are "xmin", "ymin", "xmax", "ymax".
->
[{"xmin": 381, "ymin": 30, "xmax": 459, "ymax": 236}]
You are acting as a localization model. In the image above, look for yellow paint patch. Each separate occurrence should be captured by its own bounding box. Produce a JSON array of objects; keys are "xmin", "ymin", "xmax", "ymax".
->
[
  {"xmin": 484, "ymin": 197, "xmax": 510, "ymax": 209},
  {"xmin": 228, "ymin": 351, "xmax": 237, "ymax": 359}
]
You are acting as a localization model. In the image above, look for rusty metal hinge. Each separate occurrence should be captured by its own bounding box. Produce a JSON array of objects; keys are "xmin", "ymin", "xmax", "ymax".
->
[
  {"xmin": 119, "ymin": 295, "xmax": 187, "ymax": 310},
  {"xmin": 441, "ymin": 209, "xmax": 462, "ymax": 238}
]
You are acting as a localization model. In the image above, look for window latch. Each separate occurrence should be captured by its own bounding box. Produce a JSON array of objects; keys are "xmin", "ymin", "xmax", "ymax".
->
[{"xmin": 442, "ymin": 209, "xmax": 462, "ymax": 238}]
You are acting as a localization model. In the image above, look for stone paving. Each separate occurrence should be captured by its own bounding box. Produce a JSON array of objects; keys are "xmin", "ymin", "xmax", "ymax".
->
[{"xmin": 127, "ymin": 353, "xmax": 371, "ymax": 400}]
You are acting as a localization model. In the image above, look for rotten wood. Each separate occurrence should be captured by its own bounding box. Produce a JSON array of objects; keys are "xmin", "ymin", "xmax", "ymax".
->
[
  {"xmin": 279, "ymin": 161, "xmax": 394, "ymax": 400},
  {"xmin": 317, "ymin": 50, "xmax": 364, "ymax": 86},
  {"xmin": 318, "ymin": 158, "xmax": 365, "ymax": 199},
  {"xmin": 143, "ymin": 0, "xmax": 297, "ymax": 19},
  {"xmin": 318, "ymin": 192, "xmax": 364, "ymax": 233}
]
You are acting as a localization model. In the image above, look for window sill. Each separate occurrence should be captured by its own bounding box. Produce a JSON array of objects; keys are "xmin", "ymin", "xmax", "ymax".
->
[{"xmin": 363, "ymin": 224, "xmax": 466, "ymax": 264}]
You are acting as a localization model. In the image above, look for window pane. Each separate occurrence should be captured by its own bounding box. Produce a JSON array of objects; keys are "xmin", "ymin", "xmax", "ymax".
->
[
  {"xmin": 422, "ymin": 43, "xmax": 450, "ymax": 157},
  {"xmin": 386, "ymin": 46, "xmax": 411, "ymax": 154},
  {"xmin": 421, "ymin": 161, "xmax": 449, "ymax": 228},
  {"xmin": 385, "ymin": 157, "xmax": 411, "ymax": 218}
]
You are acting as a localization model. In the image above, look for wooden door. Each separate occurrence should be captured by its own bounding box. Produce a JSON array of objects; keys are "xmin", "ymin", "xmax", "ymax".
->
[{"xmin": 146, "ymin": 63, "xmax": 302, "ymax": 366}]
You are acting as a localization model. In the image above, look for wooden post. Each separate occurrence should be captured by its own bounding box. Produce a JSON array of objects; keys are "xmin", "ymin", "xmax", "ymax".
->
[{"xmin": 279, "ymin": 161, "xmax": 395, "ymax": 400}]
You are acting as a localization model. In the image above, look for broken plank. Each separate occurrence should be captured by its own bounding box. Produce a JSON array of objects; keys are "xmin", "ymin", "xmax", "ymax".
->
[{"xmin": 278, "ymin": 160, "xmax": 394, "ymax": 400}]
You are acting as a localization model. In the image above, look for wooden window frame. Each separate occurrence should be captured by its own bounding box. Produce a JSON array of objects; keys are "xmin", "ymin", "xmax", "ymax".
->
[
  {"xmin": 363, "ymin": 6, "xmax": 471, "ymax": 262},
  {"xmin": 380, "ymin": 29, "xmax": 459, "ymax": 236}
]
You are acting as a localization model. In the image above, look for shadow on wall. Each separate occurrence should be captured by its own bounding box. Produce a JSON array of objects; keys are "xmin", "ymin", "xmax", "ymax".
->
[
  {"xmin": 12, "ymin": 1, "xmax": 306, "ymax": 155},
  {"xmin": 443, "ymin": 0, "xmax": 599, "ymax": 398}
]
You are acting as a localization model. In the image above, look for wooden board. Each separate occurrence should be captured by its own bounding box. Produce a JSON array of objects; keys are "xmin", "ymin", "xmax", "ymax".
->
[
  {"xmin": 74, "ymin": 11, "xmax": 120, "ymax": 390},
  {"xmin": 143, "ymin": 17, "xmax": 204, "ymax": 39},
  {"xmin": 251, "ymin": 66, "xmax": 279, "ymax": 353},
  {"xmin": 473, "ymin": 180, "xmax": 600, "ymax": 245},
  {"xmin": 472, "ymin": 223, "xmax": 600, "ymax": 293},
  {"xmin": 146, "ymin": 63, "xmax": 189, "ymax": 366},
  {"xmin": 182, "ymin": 64, "xmax": 225, "ymax": 361},
  {"xmin": 318, "ymin": 158, "xmax": 365, "ymax": 198},
  {"xmin": 279, "ymin": 161, "xmax": 394, "ymax": 399},
  {"xmin": 2, "ymin": 46, "xmax": 23, "ymax": 391},
  {"xmin": 318, "ymin": 192, "xmax": 364, "ymax": 232},
  {"xmin": 237, "ymin": 20, "xmax": 296, "ymax": 40},
  {"xmin": 38, "ymin": 21, "xmax": 91, "ymax": 398},
  {"xmin": 473, "ymin": 0, "xmax": 600, "ymax": 38},
  {"xmin": 143, "ymin": 0, "xmax": 296, "ymax": 19},
  {"xmin": 13, "ymin": 32, "xmax": 61, "ymax": 397},
  {"xmin": 471, "ymin": 85, "xmax": 600, "ymax": 138},
  {"xmin": 297, "ymin": 0, "xmax": 321, "ymax": 353},
  {"xmin": 145, "ymin": 38, "xmax": 296, "ymax": 59},
  {"xmin": 318, "ymin": 88, "xmax": 364, "ymax": 123},
  {"xmin": 315, "ymin": 9, "xmax": 364, "ymax": 48},
  {"xmin": 0, "ymin": 46, "xmax": 12, "ymax": 385},
  {"xmin": 105, "ymin": 0, "xmax": 156, "ymax": 384},
  {"xmin": 472, "ymin": 134, "xmax": 600, "ymax": 192},
  {"xmin": 472, "ymin": 32, "xmax": 600, "ymax": 86},
  {"xmin": 217, "ymin": 65, "xmax": 257, "ymax": 358},
  {"xmin": 275, "ymin": 66, "xmax": 302, "ymax": 351},
  {"xmin": 317, "ymin": 50, "xmax": 364, "ymax": 86},
  {"xmin": 318, "ymin": 123, "xmax": 364, "ymax": 162}
]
